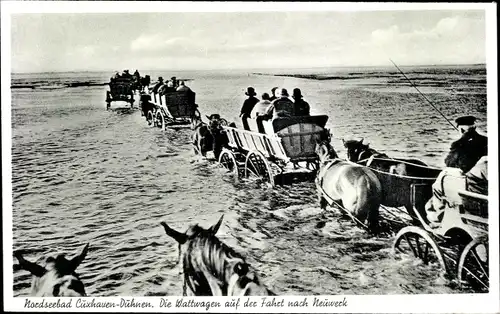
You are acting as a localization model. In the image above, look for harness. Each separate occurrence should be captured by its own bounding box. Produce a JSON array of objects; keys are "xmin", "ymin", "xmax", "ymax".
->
[
  {"xmin": 315, "ymin": 157, "xmax": 370, "ymax": 231},
  {"xmin": 316, "ymin": 159, "xmax": 342, "ymax": 187}
]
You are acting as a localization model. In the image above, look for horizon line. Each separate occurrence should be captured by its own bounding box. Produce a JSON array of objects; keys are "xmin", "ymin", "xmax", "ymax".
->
[{"xmin": 11, "ymin": 62, "xmax": 487, "ymax": 75}]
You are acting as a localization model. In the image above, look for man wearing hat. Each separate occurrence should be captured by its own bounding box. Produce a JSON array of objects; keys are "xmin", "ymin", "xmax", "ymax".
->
[
  {"xmin": 292, "ymin": 88, "xmax": 310, "ymax": 116},
  {"xmin": 269, "ymin": 87, "xmax": 279, "ymax": 101},
  {"xmin": 171, "ymin": 77, "xmax": 178, "ymax": 88},
  {"xmin": 265, "ymin": 88, "xmax": 295, "ymax": 119},
  {"xmin": 239, "ymin": 87, "xmax": 259, "ymax": 131},
  {"xmin": 444, "ymin": 115, "xmax": 488, "ymax": 173},
  {"xmin": 152, "ymin": 77, "xmax": 164, "ymax": 94},
  {"xmin": 425, "ymin": 116, "xmax": 488, "ymax": 227}
]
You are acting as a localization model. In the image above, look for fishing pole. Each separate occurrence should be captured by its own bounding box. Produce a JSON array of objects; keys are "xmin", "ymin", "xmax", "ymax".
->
[{"xmin": 389, "ymin": 59, "xmax": 458, "ymax": 131}]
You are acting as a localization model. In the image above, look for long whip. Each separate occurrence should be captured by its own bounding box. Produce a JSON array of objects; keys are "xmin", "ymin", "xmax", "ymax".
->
[{"xmin": 389, "ymin": 59, "xmax": 458, "ymax": 131}]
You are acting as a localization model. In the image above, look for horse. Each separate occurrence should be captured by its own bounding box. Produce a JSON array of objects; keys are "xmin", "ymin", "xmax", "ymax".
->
[
  {"xmin": 140, "ymin": 75, "xmax": 151, "ymax": 92},
  {"xmin": 315, "ymin": 141, "xmax": 382, "ymax": 234},
  {"xmin": 191, "ymin": 114, "xmax": 229, "ymax": 160},
  {"xmin": 161, "ymin": 215, "xmax": 274, "ymax": 296},
  {"xmin": 14, "ymin": 244, "xmax": 89, "ymax": 296},
  {"xmin": 343, "ymin": 138, "xmax": 429, "ymax": 176}
]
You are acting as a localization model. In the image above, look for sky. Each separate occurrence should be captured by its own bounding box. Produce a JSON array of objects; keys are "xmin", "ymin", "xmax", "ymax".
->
[{"xmin": 8, "ymin": 7, "xmax": 488, "ymax": 73}]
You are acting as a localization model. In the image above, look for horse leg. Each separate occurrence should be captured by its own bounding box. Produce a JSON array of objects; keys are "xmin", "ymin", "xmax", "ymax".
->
[{"xmin": 317, "ymin": 185, "xmax": 328, "ymax": 210}]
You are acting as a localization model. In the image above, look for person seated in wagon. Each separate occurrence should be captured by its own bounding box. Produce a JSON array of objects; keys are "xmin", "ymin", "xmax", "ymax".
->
[
  {"xmin": 252, "ymin": 93, "xmax": 273, "ymax": 133},
  {"xmin": 264, "ymin": 88, "xmax": 295, "ymax": 119},
  {"xmin": 152, "ymin": 77, "xmax": 164, "ymax": 94},
  {"xmin": 425, "ymin": 115, "xmax": 488, "ymax": 226},
  {"xmin": 292, "ymin": 88, "xmax": 310, "ymax": 116},
  {"xmin": 176, "ymin": 80, "xmax": 191, "ymax": 92}
]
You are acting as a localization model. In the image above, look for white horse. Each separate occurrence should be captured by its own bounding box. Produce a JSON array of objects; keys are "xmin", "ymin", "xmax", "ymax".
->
[{"xmin": 315, "ymin": 141, "xmax": 382, "ymax": 234}]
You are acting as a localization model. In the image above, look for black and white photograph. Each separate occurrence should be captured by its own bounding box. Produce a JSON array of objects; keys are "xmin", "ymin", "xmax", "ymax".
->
[{"xmin": 2, "ymin": 1, "xmax": 498, "ymax": 313}]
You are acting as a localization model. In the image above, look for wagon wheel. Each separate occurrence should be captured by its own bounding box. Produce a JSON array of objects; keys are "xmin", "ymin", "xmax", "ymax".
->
[
  {"xmin": 146, "ymin": 110, "xmax": 155, "ymax": 126},
  {"xmin": 218, "ymin": 149, "xmax": 239, "ymax": 177},
  {"xmin": 244, "ymin": 151, "xmax": 274, "ymax": 186},
  {"xmin": 155, "ymin": 111, "xmax": 166, "ymax": 130},
  {"xmin": 458, "ymin": 237, "xmax": 489, "ymax": 292},
  {"xmin": 393, "ymin": 226, "xmax": 448, "ymax": 273}
]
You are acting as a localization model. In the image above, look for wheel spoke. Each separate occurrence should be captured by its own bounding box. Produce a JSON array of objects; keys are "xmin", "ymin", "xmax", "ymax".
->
[
  {"xmin": 248, "ymin": 157, "xmax": 259, "ymax": 177},
  {"xmin": 423, "ymin": 242, "xmax": 430, "ymax": 264},
  {"xmin": 463, "ymin": 265, "xmax": 489, "ymax": 290},
  {"xmin": 415, "ymin": 236, "xmax": 423, "ymax": 259},
  {"xmin": 471, "ymin": 249, "xmax": 489, "ymax": 280},
  {"xmin": 404, "ymin": 234, "xmax": 418, "ymax": 257}
]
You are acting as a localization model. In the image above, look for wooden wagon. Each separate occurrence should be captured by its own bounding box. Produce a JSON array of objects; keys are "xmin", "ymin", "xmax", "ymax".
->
[
  {"xmin": 143, "ymin": 89, "xmax": 200, "ymax": 130},
  {"xmin": 390, "ymin": 168, "xmax": 489, "ymax": 292},
  {"xmin": 106, "ymin": 77, "xmax": 135, "ymax": 109},
  {"xmin": 218, "ymin": 115, "xmax": 330, "ymax": 186}
]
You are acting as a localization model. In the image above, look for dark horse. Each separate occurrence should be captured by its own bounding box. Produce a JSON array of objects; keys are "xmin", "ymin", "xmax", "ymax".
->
[
  {"xmin": 343, "ymin": 138, "xmax": 442, "ymax": 222},
  {"xmin": 161, "ymin": 216, "xmax": 274, "ymax": 296},
  {"xmin": 192, "ymin": 114, "xmax": 229, "ymax": 160},
  {"xmin": 138, "ymin": 75, "xmax": 151, "ymax": 92},
  {"xmin": 14, "ymin": 244, "xmax": 89, "ymax": 296},
  {"xmin": 343, "ymin": 138, "xmax": 429, "ymax": 176}
]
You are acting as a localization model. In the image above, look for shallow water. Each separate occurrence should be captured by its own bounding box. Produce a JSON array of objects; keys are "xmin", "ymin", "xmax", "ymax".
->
[{"xmin": 10, "ymin": 66, "xmax": 487, "ymax": 296}]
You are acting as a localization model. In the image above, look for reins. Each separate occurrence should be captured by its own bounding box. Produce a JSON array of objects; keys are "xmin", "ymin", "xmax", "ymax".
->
[{"xmin": 316, "ymin": 148, "xmax": 370, "ymax": 231}]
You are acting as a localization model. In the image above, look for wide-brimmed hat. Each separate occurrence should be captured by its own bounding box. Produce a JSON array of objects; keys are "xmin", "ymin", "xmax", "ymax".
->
[
  {"xmin": 245, "ymin": 87, "xmax": 257, "ymax": 96},
  {"xmin": 293, "ymin": 88, "xmax": 303, "ymax": 98},
  {"xmin": 207, "ymin": 114, "xmax": 221, "ymax": 120},
  {"xmin": 158, "ymin": 77, "xmax": 164, "ymax": 81},
  {"xmin": 455, "ymin": 115, "xmax": 476, "ymax": 126},
  {"xmin": 278, "ymin": 88, "xmax": 289, "ymax": 97}
]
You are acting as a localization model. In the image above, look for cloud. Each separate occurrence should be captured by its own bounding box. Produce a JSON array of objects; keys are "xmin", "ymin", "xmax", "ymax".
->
[{"xmin": 369, "ymin": 16, "xmax": 485, "ymax": 64}]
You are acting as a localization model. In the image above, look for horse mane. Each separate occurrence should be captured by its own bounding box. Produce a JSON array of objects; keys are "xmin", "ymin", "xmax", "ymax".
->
[
  {"xmin": 182, "ymin": 225, "xmax": 244, "ymax": 295},
  {"xmin": 345, "ymin": 140, "xmax": 387, "ymax": 161},
  {"xmin": 318, "ymin": 140, "xmax": 338, "ymax": 159},
  {"xmin": 187, "ymin": 226, "xmax": 243, "ymax": 279}
]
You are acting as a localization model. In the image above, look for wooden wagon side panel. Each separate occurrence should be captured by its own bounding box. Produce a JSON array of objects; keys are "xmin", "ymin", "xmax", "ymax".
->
[
  {"xmin": 165, "ymin": 91, "xmax": 196, "ymax": 118},
  {"xmin": 276, "ymin": 123, "xmax": 326, "ymax": 160},
  {"xmin": 458, "ymin": 190, "xmax": 488, "ymax": 219},
  {"xmin": 222, "ymin": 127, "xmax": 287, "ymax": 160},
  {"xmin": 373, "ymin": 170, "xmax": 437, "ymax": 208},
  {"xmin": 109, "ymin": 82, "xmax": 134, "ymax": 100}
]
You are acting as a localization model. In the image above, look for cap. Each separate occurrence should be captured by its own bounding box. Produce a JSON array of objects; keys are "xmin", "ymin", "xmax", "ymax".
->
[{"xmin": 455, "ymin": 115, "xmax": 476, "ymax": 126}]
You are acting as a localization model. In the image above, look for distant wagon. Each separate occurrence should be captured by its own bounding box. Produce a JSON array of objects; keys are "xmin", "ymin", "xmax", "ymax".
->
[
  {"xmin": 218, "ymin": 115, "xmax": 330, "ymax": 186},
  {"xmin": 141, "ymin": 86, "xmax": 201, "ymax": 130},
  {"xmin": 106, "ymin": 77, "xmax": 135, "ymax": 109}
]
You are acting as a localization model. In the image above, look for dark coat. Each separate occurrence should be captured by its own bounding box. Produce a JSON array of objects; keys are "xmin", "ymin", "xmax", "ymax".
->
[
  {"xmin": 444, "ymin": 129, "xmax": 488, "ymax": 172},
  {"xmin": 294, "ymin": 99, "xmax": 310, "ymax": 116},
  {"xmin": 240, "ymin": 97, "xmax": 259, "ymax": 116}
]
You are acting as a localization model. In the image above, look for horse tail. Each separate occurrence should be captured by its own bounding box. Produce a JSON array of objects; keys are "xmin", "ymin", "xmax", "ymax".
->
[{"xmin": 354, "ymin": 173, "xmax": 381, "ymax": 234}]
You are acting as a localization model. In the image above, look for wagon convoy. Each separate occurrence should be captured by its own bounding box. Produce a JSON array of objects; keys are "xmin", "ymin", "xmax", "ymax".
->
[{"xmin": 97, "ymin": 71, "xmax": 492, "ymax": 294}]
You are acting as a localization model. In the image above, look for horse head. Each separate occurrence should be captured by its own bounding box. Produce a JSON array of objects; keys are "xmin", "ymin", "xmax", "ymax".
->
[
  {"xmin": 315, "ymin": 140, "xmax": 338, "ymax": 164},
  {"xmin": 14, "ymin": 244, "xmax": 89, "ymax": 297},
  {"xmin": 161, "ymin": 216, "xmax": 273, "ymax": 296},
  {"xmin": 205, "ymin": 114, "xmax": 225, "ymax": 134},
  {"xmin": 342, "ymin": 139, "xmax": 369, "ymax": 162}
]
